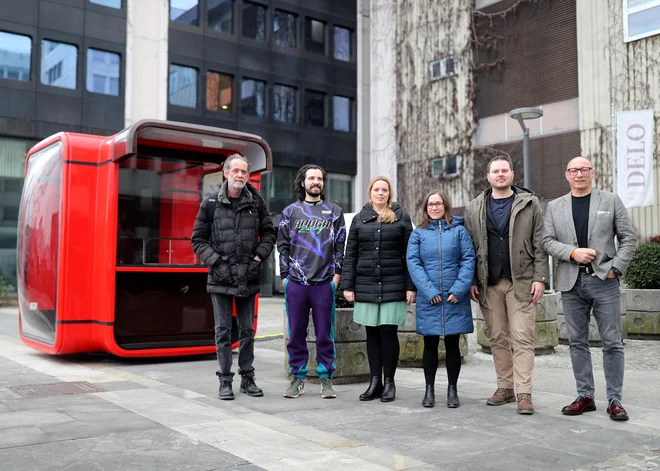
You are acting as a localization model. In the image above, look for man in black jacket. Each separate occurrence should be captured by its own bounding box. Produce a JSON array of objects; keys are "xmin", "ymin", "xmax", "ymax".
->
[{"xmin": 191, "ymin": 154, "xmax": 275, "ymax": 400}]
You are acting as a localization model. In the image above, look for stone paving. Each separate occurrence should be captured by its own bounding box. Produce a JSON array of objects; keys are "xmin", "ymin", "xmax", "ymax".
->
[{"xmin": 1, "ymin": 299, "xmax": 660, "ymax": 470}]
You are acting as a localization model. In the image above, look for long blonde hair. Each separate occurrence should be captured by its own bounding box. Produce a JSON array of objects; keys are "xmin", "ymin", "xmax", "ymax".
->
[{"xmin": 368, "ymin": 176, "xmax": 396, "ymax": 223}]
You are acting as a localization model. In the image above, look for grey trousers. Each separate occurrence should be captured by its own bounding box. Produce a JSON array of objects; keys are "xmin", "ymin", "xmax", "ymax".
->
[
  {"xmin": 211, "ymin": 293, "xmax": 256, "ymax": 381},
  {"xmin": 561, "ymin": 274, "xmax": 624, "ymax": 401}
]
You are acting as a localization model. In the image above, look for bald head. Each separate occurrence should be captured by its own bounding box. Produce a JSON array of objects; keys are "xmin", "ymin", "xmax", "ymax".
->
[{"xmin": 567, "ymin": 156, "xmax": 592, "ymax": 170}]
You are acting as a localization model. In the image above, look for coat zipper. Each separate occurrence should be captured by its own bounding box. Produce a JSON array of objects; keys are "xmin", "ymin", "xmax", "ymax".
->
[{"xmin": 437, "ymin": 223, "xmax": 445, "ymax": 334}]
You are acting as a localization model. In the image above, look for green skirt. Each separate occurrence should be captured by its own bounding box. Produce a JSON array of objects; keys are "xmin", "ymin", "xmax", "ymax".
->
[{"xmin": 353, "ymin": 301, "xmax": 407, "ymax": 327}]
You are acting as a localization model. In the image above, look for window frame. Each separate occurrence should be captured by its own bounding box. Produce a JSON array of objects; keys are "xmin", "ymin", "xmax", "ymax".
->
[
  {"xmin": 304, "ymin": 89, "xmax": 327, "ymax": 127},
  {"xmin": 207, "ymin": 0, "xmax": 234, "ymax": 35},
  {"xmin": 332, "ymin": 95, "xmax": 353, "ymax": 132},
  {"xmin": 85, "ymin": 48, "xmax": 121, "ymax": 96},
  {"xmin": 623, "ymin": 0, "xmax": 660, "ymax": 42},
  {"xmin": 88, "ymin": 0, "xmax": 122, "ymax": 8},
  {"xmin": 40, "ymin": 39, "xmax": 78, "ymax": 90},
  {"xmin": 242, "ymin": 0, "xmax": 268, "ymax": 42},
  {"xmin": 168, "ymin": 63, "xmax": 199, "ymax": 108},
  {"xmin": 273, "ymin": 9, "xmax": 298, "ymax": 49},
  {"xmin": 305, "ymin": 17, "xmax": 326, "ymax": 55},
  {"xmin": 272, "ymin": 83, "xmax": 298, "ymax": 124},
  {"xmin": 170, "ymin": 0, "xmax": 200, "ymax": 27},
  {"xmin": 432, "ymin": 156, "xmax": 461, "ymax": 178},
  {"xmin": 332, "ymin": 25, "xmax": 352, "ymax": 62},
  {"xmin": 205, "ymin": 70, "xmax": 234, "ymax": 112},
  {"xmin": 240, "ymin": 77, "xmax": 267, "ymax": 118},
  {"xmin": 0, "ymin": 31, "xmax": 32, "ymax": 84}
]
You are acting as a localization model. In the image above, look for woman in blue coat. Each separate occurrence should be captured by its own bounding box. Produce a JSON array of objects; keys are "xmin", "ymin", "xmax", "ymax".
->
[{"xmin": 407, "ymin": 191, "xmax": 475, "ymax": 408}]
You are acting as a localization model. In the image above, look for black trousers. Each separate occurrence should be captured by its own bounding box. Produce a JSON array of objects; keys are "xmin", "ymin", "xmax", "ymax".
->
[
  {"xmin": 365, "ymin": 325, "xmax": 400, "ymax": 378},
  {"xmin": 423, "ymin": 335, "xmax": 461, "ymax": 386}
]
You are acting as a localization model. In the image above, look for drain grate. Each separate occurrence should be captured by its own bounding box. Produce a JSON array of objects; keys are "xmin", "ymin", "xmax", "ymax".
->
[{"xmin": 10, "ymin": 381, "xmax": 106, "ymax": 398}]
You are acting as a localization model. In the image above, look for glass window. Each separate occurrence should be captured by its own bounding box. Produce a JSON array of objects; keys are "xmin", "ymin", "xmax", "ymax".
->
[
  {"xmin": 17, "ymin": 142, "xmax": 63, "ymax": 344},
  {"xmin": 168, "ymin": 64, "xmax": 198, "ymax": 108},
  {"xmin": 625, "ymin": 0, "xmax": 660, "ymax": 41},
  {"xmin": 274, "ymin": 10, "xmax": 297, "ymax": 48},
  {"xmin": 432, "ymin": 156, "xmax": 461, "ymax": 177},
  {"xmin": 208, "ymin": 0, "xmax": 233, "ymax": 34},
  {"xmin": 86, "ymin": 49, "xmax": 120, "ymax": 96},
  {"xmin": 0, "ymin": 32, "xmax": 31, "ymax": 82},
  {"xmin": 305, "ymin": 18, "xmax": 326, "ymax": 55},
  {"xmin": 333, "ymin": 26, "xmax": 351, "ymax": 61},
  {"xmin": 327, "ymin": 173, "xmax": 353, "ymax": 212},
  {"xmin": 304, "ymin": 90, "xmax": 326, "ymax": 127},
  {"xmin": 273, "ymin": 84, "xmax": 296, "ymax": 123},
  {"xmin": 241, "ymin": 78, "xmax": 265, "ymax": 118},
  {"xmin": 333, "ymin": 95, "xmax": 351, "ymax": 131},
  {"xmin": 40, "ymin": 40, "xmax": 77, "ymax": 89},
  {"xmin": 89, "ymin": 0, "xmax": 122, "ymax": 8},
  {"xmin": 242, "ymin": 1, "xmax": 267, "ymax": 41},
  {"xmin": 206, "ymin": 71, "xmax": 233, "ymax": 112},
  {"xmin": 171, "ymin": 0, "xmax": 199, "ymax": 26}
]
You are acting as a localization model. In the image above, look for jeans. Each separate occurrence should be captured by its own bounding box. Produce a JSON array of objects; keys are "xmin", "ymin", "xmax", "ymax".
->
[
  {"xmin": 562, "ymin": 274, "xmax": 624, "ymax": 400},
  {"xmin": 211, "ymin": 293, "xmax": 256, "ymax": 381}
]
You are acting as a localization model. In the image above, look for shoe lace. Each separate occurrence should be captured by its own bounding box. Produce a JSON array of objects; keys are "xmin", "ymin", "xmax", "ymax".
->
[{"xmin": 517, "ymin": 393, "xmax": 532, "ymax": 402}]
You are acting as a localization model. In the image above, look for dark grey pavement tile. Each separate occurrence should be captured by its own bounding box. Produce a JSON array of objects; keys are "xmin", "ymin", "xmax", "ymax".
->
[{"xmin": 0, "ymin": 425, "xmax": 50, "ymax": 449}]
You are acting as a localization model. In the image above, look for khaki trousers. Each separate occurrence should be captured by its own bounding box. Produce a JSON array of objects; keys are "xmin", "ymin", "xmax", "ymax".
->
[{"xmin": 481, "ymin": 278, "xmax": 536, "ymax": 394}]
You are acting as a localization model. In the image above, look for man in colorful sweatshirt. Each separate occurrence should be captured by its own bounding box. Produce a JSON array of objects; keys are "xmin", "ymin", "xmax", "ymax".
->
[{"xmin": 277, "ymin": 164, "xmax": 346, "ymax": 399}]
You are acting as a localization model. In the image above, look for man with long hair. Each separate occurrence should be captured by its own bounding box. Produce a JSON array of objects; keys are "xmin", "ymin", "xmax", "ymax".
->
[
  {"xmin": 464, "ymin": 155, "xmax": 547, "ymax": 415},
  {"xmin": 278, "ymin": 164, "xmax": 346, "ymax": 399}
]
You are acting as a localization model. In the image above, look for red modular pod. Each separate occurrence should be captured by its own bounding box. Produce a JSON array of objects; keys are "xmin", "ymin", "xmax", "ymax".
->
[{"xmin": 17, "ymin": 120, "xmax": 272, "ymax": 356}]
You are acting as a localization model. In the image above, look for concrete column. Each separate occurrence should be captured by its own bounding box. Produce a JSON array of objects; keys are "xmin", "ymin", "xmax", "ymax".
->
[{"xmin": 125, "ymin": 0, "xmax": 169, "ymax": 126}]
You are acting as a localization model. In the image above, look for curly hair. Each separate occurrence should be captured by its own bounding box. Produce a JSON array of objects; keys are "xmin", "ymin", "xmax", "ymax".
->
[{"xmin": 294, "ymin": 164, "xmax": 327, "ymax": 201}]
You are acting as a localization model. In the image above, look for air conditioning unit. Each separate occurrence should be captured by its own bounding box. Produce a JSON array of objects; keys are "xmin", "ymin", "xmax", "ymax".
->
[{"xmin": 429, "ymin": 56, "xmax": 458, "ymax": 81}]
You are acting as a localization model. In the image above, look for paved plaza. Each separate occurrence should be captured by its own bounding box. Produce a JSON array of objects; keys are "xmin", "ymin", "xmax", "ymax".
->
[{"xmin": 1, "ymin": 298, "xmax": 659, "ymax": 470}]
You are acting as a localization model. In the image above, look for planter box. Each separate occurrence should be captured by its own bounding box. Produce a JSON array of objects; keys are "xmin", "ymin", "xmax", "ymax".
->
[
  {"xmin": 557, "ymin": 295, "xmax": 627, "ymax": 346},
  {"xmin": 621, "ymin": 289, "xmax": 660, "ymax": 340},
  {"xmin": 474, "ymin": 292, "xmax": 559, "ymax": 355}
]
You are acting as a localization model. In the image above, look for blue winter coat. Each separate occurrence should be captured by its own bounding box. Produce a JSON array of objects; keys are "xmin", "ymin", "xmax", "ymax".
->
[{"xmin": 406, "ymin": 216, "xmax": 476, "ymax": 336}]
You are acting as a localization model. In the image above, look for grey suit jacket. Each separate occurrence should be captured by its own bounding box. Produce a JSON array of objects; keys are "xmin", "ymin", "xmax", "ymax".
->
[{"xmin": 541, "ymin": 188, "xmax": 637, "ymax": 292}]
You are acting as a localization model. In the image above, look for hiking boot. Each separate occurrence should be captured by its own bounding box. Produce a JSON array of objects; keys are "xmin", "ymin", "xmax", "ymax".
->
[
  {"xmin": 283, "ymin": 378, "xmax": 305, "ymax": 398},
  {"xmin": 218, "ymin": 380, "xmax": 234, "ymax": 400},
  {"xmin": 486, "ymin": 387, "xmax": 515, "ymax": 406},
  {"xmin": 320, "ymin": 378, "xmax": 337, "ymax": 399},
  {"xmin": 240, "ymin": 375, "xmax": 263, "ymax": 397},
  {"xmin": 607, "ymin": 399, "xmax": 629, "ymax": 421},
  {"xmin": 517, "ymin": 393, "xmax": 535, "ymax": 415}
]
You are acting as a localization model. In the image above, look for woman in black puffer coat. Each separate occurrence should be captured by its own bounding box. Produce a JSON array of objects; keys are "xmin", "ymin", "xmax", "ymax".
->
[{"xmin": 340, "ymin": 176, "xmax": 416, "ymax": 402}]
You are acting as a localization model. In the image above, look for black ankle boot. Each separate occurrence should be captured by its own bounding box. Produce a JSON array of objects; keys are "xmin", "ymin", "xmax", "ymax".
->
[
  {"xmin": 380, "ymin": 377, "xmax": 396, "ymax": 402},
  {"xmin": 359, "ymin": 376, "xmax": 383, "ymax": 401},
  {"xmin": 218, "ymin": 380, "xmax": 234, "ymax": 400},
  {"xmin": 447, "ymin": 385, "xmax": 460, "ymax": 408},
  {"xmin": 422, "ymin": 385, "xmax": 435, "ymax": 408},
  {"xmin": 240, "ymin": 375, "xmax": 263, "ymax": 397}
]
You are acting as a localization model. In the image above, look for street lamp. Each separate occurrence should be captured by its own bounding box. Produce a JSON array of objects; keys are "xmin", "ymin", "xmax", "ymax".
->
[{"xmin": 509, "ymin": 107, "xmax": 543, "ymax": 189}]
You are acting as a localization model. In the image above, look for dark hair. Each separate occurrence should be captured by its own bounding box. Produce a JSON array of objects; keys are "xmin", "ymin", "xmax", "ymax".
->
[
  {"xmin": 487, "ymin": 155, "xmax": 513, "ymax": 172},
  {"xmin": 418, "ymin": 191, "xmax": 453, "ymax": 228},
  {"xmin": 294, "ymin": 164, "xmax": 327, "ymax": 201}
]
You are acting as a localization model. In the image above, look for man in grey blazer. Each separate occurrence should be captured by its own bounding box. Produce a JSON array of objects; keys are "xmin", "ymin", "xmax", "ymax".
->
[{"xmin": 542, "ymin": 156, "xmax": 637, "ymax": 421}]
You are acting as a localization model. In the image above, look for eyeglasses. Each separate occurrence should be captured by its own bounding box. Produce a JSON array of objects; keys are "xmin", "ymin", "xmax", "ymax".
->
[
  {"xmin": 427, "ymin": 202, "xmax": 444, "ymax": 209},
  {"xmin": 566, "ymin": 167, "xmax": 593, "ymax": 176}
]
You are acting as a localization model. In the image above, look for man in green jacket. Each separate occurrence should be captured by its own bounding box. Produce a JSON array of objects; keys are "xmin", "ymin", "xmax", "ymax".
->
[{"xmin": 464, "ymin": 155, "xmax": 547, "ymax": 415}]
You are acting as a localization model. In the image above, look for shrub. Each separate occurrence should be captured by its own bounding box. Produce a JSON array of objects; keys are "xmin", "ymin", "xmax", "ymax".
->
[
  {"xmin": 0, "ymin": 277, "xmax": 14, "ymax": 297},
  {"xmin": 624, "ymin": 243, "xmax": 660, "ymax": 289},
  {"xmin": 649, "ymin": 234, "xmax": 660, "ymax": 244}
]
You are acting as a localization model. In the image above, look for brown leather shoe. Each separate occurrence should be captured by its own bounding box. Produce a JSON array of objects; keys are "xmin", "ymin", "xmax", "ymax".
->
[
  {"xmin": 607, "ymin": 400, "xmax": 629, "ymax": 421},
  {"xmin": 486, "ymin": 388, "xmax": 515, "ymax": 406},
  {"xmin": 517, "ymin": 393, "xmax": 535, "ymax": 415},
  {"xmin": 562, "ymin": 396, "xmax": 596, "ymax": 416}
]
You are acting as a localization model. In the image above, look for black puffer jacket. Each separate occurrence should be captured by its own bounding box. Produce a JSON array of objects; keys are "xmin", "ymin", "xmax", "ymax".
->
[
  {"xmin": 191, "ymin": 181, "xmax": 275, "ymax": 297},
  {"xmin": 339, "ymin": 202, "xmax": 415, "ymax": 303}
]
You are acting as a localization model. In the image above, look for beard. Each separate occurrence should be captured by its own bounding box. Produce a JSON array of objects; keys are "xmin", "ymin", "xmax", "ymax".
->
[
  {"xmin": 230, "ymin": 179, "xmax": 246, "ymax": 190},
  {"xmin": 306, "ymin": 185, "xmax": 322, "ymax": 197}
]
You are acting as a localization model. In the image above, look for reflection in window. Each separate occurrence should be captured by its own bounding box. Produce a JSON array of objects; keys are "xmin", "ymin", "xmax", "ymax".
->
[
  {"xmin": 243, "ymin": 1, "xmax": 267, "ymax": 41},
  {"xmin": 208, "ymin": 0, "xmax": 233, "ymax": 34},
  {"xmin": 0, "ymin": 32, "xmax": 32, "ymax": 82},
  {"xmin": 273, "ymin": 84, "xmax": 296, "ymax": 123},
  {"xmin": 305, "ymin": 90, "xmax": 326, "ymax": 127},
  {"xmin": 89, "ymin": 0, "xmax": 121, "ymax": 8},
  {"xmin": 206, "ymin": 71, "xmax": 233, "ymax": 112},
  {"xmin": 241, "ymin": 78, "xmax": 265, "ymax": 118},
  {"xmin": 305, "ymin": 18, "xmax": 326, "ymax": 55},
  {"xmin": 327, "ymin": 173, "xmax": 353, "ymax": 213},
  {"xmin": 40, "ymin": 40, "xmax": 77, "ymax": 89},
  {"xmin": 274, "ymin": 10, "xmax": 296, "ymax": 48},
  {"xmin": 169, "ymin": 64, "xmax": 198, "ymax": 108},
  {"xmin": 333, "ymin": 96, "xmax": 351, "ymax": 131},
  {"xmin": 171, "ymin": 0, "xmax": 199, "ymax": 26},
  {"xmin": 333, "ymin": 26, "xmax": 351, "ymax": 61},
  {"xmin": 86, "ymin": 49, "xmax": 120, "ymax": 95}
]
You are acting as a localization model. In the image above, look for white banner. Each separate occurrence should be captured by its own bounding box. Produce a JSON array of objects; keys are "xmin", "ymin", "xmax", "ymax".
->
[{"xmin": 617, "ymin": 110, "xmax": 655, "ymax": 208}]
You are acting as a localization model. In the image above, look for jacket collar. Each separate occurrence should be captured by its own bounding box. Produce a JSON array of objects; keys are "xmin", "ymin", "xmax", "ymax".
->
[
  {"xmin": 359, "ymin": 202, "xmax": 403, "ymax": 222},
  {"xmin": 218, "ymin": 181, "xmax": 255, "ymax": 206}
]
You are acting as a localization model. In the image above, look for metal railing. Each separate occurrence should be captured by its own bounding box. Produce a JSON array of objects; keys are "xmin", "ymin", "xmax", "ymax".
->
[{"xmin": 117, "ymin": 236, "xmax": 201, "ymax": 265}]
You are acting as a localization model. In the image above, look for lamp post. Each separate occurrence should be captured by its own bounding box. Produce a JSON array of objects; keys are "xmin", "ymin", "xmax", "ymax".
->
[{"xmin": 509, "ymin": 107, "xmax": 543, "ymax": 189}]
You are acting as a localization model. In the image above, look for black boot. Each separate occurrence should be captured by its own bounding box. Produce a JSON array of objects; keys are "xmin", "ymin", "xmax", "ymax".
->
[
  {"xmin": 380, "ymin": 377, "xmax": 396, "ymax": 402},
  {"xmin": 359, "ymin": 376, "xmax": 383, "ymax": 401},
  {"xmin": 218, "ymin": 380, "xmax": 234, "ymax": 400},
  {"xmin": 447, "ymin": 385, "xmax": 460, "ymax": 408},
  {"xmin": 422, "ymin": 385, "xmax": 435, "ymax": 408},
  {"xmin": 240, "ymin": 375, "xmax": 263, "ymax": 397}
]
